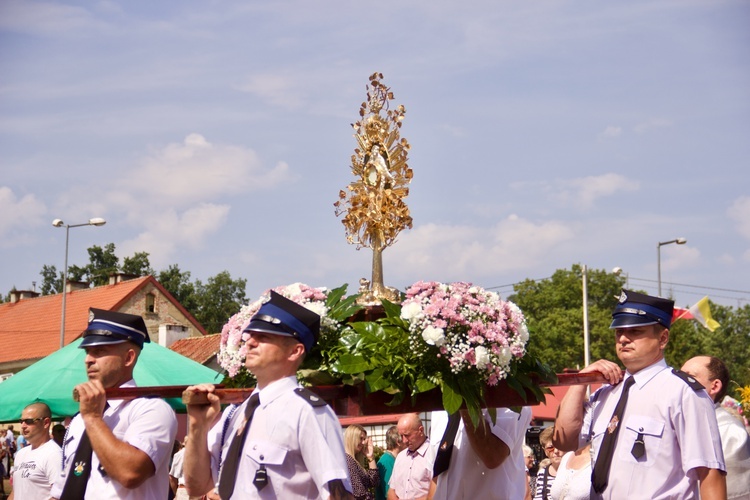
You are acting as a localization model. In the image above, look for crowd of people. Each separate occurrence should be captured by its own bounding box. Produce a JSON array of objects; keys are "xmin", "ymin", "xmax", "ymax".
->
[{"xmin": 1, "ymin": 288, "xmax": 749, "ymax": 499}]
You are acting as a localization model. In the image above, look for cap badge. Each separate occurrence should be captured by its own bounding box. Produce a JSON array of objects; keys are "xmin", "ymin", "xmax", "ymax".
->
[
  {"xmin": 89, "ymin": 310, "xmax": 95, "ymax": 322},
  {"xmin": 618, "ymin": 291, "xmax": 628, "ymax": 304}
]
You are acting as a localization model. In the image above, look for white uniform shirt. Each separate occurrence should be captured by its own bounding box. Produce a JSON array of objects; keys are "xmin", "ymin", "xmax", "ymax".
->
[
  {"xmin": 207, "ymin": 376, "xmax": 351, "ymax": 499},
  {"xmin": 11, "ymin": 439, "xmax": 62, "ymax": 499},
  {"xmin": 430, "ymin": 407, "xmax": 532, "ymax": 500},
  {"xmin": 51, "ymin": 379, "xmax": 178, "ymax": 500},
  {"xmin": 582, "ymin": 359, "xmax": 725, "ymax": 499},
  {"xmin": 716, "ymin": 405, "xmax": 750, "ymax": 499},
  {"xmin": 169, "ymin": 447, "xmax": 185, "ymax": 486}
]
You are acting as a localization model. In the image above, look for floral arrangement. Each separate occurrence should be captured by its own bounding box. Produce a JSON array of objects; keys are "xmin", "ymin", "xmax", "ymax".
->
[
  {"xmin": 333, "ymin": 281, "xmax": 554, "ymax": 424},
  {"xmin": 218, "ymin": 280, "xmax": 554, "ymax": 422},
  {"xmin": 218, "ymin": 283, "xmax": 360, "ymax": 380}
]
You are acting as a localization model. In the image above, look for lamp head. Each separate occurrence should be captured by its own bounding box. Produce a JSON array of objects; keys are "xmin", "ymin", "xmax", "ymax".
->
[
  {"xmin": 676, "ymin": 238, "xmax": 687, "ymax": 245},
  {"xmin": 52, "ymin": 219, "xmax": 64, "ymax": 227},
  {"xmin": 88, "ymin": 218, "xmax": 106, "ymax": 227},
  {"xmin": 612, "ymin": 267, "xmax": 623, "ymax": 275}
]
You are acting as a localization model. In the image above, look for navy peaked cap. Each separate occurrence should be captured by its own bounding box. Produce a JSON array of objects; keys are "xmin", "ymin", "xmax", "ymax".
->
[
  {"xmin": 80, "ymin": 308, "xmax": 151, "ymax": 349},
  {"xmin": 243, "ymin": 291, "xmax": 320, "ymax": 352},
  {"xmin": 610, "ymin": 289, "xmax": 674, "ymax": 329}
]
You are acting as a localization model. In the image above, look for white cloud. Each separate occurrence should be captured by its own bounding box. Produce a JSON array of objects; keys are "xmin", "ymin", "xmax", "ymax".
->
[
  {"xmin": 633, "ymin": 118, "xmax": 673, "ymax": 134},
  {"xmin": 0, "ymin": 187, "xmax": 47, "ymax": 245},
  {"xmin": 598, "ymin": 125, "xmax": 622, "ymax": 139},
  {"xmin": 234, "ymin": 73, "xmax": 305, "ymax": 110},
  {"xmin": 728, "ymin": 196, "xmax": 750, "ymax": 240},
  {"xmin": 387, "ymin": 214, "xmax": 574, "ymax": 281},
  {"xmin": 660, "ymin": 245, "xmax": 700, "ymax": 272},
  {"xmin": 554, "ymin": 173, "xmax": 640, "ymax": 210},
  {"xmin": 122, "ymin": 134, "xmax": 292, "ymax": 209},
  {"xmin": 118, "ymin": 203, "xmax": 231, "ymax": 269}
]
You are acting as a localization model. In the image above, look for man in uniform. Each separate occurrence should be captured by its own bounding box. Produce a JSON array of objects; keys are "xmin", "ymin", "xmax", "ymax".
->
[
  {"xmin": 51, "ymin": 309, "xmax": 177, "ymax": 500},
  {"xmin": 387, "ymin": 413, "xmax": 434, "ymax": 500},
  {"xmin": 183, "ymin": 291, "xmax": 353, "ymax": 499},
  {"xmin": 681, "ymin": 355, "xmax": 750, "ymax": 499},
  {"xmin": 9, "ymin": 402, "xmax": 61, "ymax": 500},
  {"xmin": 553, "ymin": 289, "xmax": 726, "ymax": 499},
  {"xmin": 428, "ymin": 406, "xmax": 532, "ymax": 499}
]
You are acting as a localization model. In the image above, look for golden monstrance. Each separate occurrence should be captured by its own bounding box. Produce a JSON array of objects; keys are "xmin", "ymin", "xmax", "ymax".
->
[{"xmin": 334, "ymin": 73, "xmax": 413, "ymax": 305}]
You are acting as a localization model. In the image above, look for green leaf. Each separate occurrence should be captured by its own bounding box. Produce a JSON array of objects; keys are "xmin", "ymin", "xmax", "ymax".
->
[
  {"xmin": 414, "ymin": 378, "xmax": 437, "ymax": 393},
  {"xmin": 332, "ymin": 354, "xmax": 372, "ymax": 374},
  {"xmin": 366, "ymin": 368, "xmax": 390, "ymax": 392},
  {"xmin": 380, "ymin": 298, "xmax": 402, "ymax": 319},
  {"xmin": 441, "ymin": 382, "xmax": 463, "ymax": 414}
]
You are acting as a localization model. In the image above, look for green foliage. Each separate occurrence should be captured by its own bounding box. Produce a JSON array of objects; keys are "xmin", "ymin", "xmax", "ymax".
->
[
  {"xmin": 122, "ymin": 252, "xmax": 154, "ymax": 276},
  {"xmin": 157, "ymin": 265, "xmax": 198, "ymax": 311},
  {"xmin": 331, "ymin": 298, "xmax": 555, "ymax": 427},
  {"xmin": 39, "ymin": 264, "xmax": 62, "ymax": 295},
  {"xmin": 68, "ymin": 243, "xmax": 120, "ymax": 285},
  {"xmin": 192, "ymin": 271, "xmax": 248, "ymax": 333},
  {"xmin": 666, "ymin": 301, "xmax": 750, "ymax": 392},
  {"xmin": 509, "ymin": 264, "xmax": 624, "ymax": 372}
]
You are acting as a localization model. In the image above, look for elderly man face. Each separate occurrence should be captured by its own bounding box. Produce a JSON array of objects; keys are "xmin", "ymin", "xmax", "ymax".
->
[{"xmin": 397, "ymin": 413, "xmax": 426, "ymax": 452}]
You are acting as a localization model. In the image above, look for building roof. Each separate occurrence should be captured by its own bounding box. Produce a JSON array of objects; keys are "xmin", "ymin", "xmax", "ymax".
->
[
  {"xmin": 170, "ymin": 334, "xmax": 221, "ymax": 365},
  {"xmin": 0, "ymin": 275, "xmax": 206, "ymax": 366}
]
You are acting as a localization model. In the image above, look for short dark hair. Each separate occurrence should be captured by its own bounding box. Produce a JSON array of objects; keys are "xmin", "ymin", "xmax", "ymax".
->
[{"xmin": 705, "ymin": 356, "xmax": 730, "ymax": 403}]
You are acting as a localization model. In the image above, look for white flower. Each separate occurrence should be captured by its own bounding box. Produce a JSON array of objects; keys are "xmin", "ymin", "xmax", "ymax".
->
[
  {"xmin": 401, "ymin": 302, "xmax": 422, "ymax": 321},
  {"xmin": 422, "ymin": 326, "xmax": 445, "ymax": 347},
  {"xmin": 518, "ymin": 323, "xmax": 529, "ymax": 343},
  {"xmin": 285, "ymin": 282, "xmax": 303, "ymax": 296},
  {"xmin": 497, "ymin": 346, "xmax": 512, "ymax": 366},
  {"xmin": 475, "ymin": 346, "xmax": 490, "ymax": 369}
]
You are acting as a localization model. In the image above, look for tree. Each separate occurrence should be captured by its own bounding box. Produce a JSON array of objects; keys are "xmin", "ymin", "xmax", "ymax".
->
[
  {"xmin": 122, "ymin": 252, "xmax": 154, "ymax": 277},
  {"xmin": 66, "ymin": 243, "xmax": 119, "ymax": 286},
  {"xmin": 192, "ymin": 271, "xmax": 247, "ymax": 333},
  {"xmin": 39, "ymin": 264, "xmax": 62, "ymax": 295},
  {"xmin": 157, "ymin": 264, "xmax": 198, "ymax": 313},
  {"xmin": 508, "ymin": 264, "xmax": 626, "ymax": 372}
]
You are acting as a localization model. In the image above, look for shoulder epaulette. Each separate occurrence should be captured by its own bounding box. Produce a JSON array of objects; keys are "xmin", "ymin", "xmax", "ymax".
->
[
  {"xmin": 294, "ymin": 387, "xmax": 328, "ymax": 407},
  {"xmin": 671, "ymin": 368, "xmax": 705, "ymax": 391}
]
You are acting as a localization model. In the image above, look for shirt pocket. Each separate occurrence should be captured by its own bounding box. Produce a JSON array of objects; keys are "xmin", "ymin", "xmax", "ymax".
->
[
  {"xmin": 620, "ymin": 415, "xmax": 664, "ymax": 466},
  {"xmin": 245, "ymin": 439, "xmax": 288, "ymax": 467}
]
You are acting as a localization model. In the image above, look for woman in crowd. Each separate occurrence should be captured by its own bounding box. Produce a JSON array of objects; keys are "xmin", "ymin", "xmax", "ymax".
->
[
  {"xmin": 344, "ymin": 424, "xmax": 379, "ymax": 500},
  {"xmin": 549, "ymin": 443, "xmax": 592, "ymax": 500},
  {"xmin": 533, "ymin": 426, "xmax": 564, "ymax": 500}
]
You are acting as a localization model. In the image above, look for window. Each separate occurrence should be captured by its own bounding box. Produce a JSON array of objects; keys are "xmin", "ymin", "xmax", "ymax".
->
[{"xmin": 146, "ymin": 293, "xmax": 156, "ymax": 313}]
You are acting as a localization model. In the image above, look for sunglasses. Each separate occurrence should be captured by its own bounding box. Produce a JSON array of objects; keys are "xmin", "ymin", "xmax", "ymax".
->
[{"xmin": 20, "ymin": 418, "xmax": 43, "ymax": 425}]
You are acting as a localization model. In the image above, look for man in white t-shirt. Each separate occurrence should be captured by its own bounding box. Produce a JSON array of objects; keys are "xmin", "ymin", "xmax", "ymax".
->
[{"xmin": 10, "ymin": 402, "xmax": 62, "ymax": 500}]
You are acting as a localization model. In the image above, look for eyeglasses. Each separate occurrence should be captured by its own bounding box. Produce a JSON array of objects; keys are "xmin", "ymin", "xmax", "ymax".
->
[
  {"xmin": 544, "ymin": 445, "xmax": 556, "ymax": 452},
  {"xmin": 20, "ymin": 418, "xmax": 43, "ymax": 425}
]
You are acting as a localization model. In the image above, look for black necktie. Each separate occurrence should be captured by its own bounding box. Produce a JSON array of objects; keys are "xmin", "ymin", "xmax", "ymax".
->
[
  {"xmin": 592, "ymin": 376, "xmax": 636, "ymax": 494},
  {"xmin": 60, "ymin": 431, "xmax": 93, "ymax": 500},
  {"xmin": 218, "ymin": 393, "xmax": 261, "ymax": 499},
  {"xmin": 432, "ymin": 413, "xmax": 461, "ymax": 477}
]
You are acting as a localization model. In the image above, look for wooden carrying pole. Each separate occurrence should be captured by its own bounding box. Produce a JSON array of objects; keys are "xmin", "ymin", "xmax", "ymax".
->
[{"xmin": 73, "ymin": 371, "xmax": 615, "ymax": 415}]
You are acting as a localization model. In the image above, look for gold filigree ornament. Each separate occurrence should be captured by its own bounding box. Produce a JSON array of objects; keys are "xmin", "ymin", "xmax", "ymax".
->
[{"xmin": 334, "ymin": 73, "xmax": 413, "ymax": 305}]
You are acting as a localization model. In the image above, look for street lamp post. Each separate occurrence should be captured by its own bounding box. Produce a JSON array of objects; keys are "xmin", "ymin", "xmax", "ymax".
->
[
  {"xmin": 53, "ymin": 217, "xmax": 106, "ymax": 349},
  {"xmin": 582, "ymin": 264, "xmax": 590, "ymax": 369},
  {"xmin": 657, "ymin": 238, "xmax": 687, "ymax": 297}
]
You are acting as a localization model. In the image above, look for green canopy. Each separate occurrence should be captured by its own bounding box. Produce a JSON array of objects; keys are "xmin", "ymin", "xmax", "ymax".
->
[{"xmin": 0, "ymin": 338, "xmax": 223, "ymax": 422}]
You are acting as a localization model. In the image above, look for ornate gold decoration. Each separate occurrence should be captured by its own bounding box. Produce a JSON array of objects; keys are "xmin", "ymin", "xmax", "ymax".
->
[{"xmin": 334, "ymin": 73, "xmax": 413, "ymax": 305}]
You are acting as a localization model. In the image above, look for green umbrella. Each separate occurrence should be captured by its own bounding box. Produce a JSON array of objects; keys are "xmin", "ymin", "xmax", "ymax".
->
[{"xmin": 0, "ymin": 338, "xmax": 223, "ymax": 422}]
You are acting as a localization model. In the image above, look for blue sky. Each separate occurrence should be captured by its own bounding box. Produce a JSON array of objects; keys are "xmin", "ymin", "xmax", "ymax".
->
[{"xmin": 1, "ymin": 0, "xmax": 749, "ymax": 314}]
